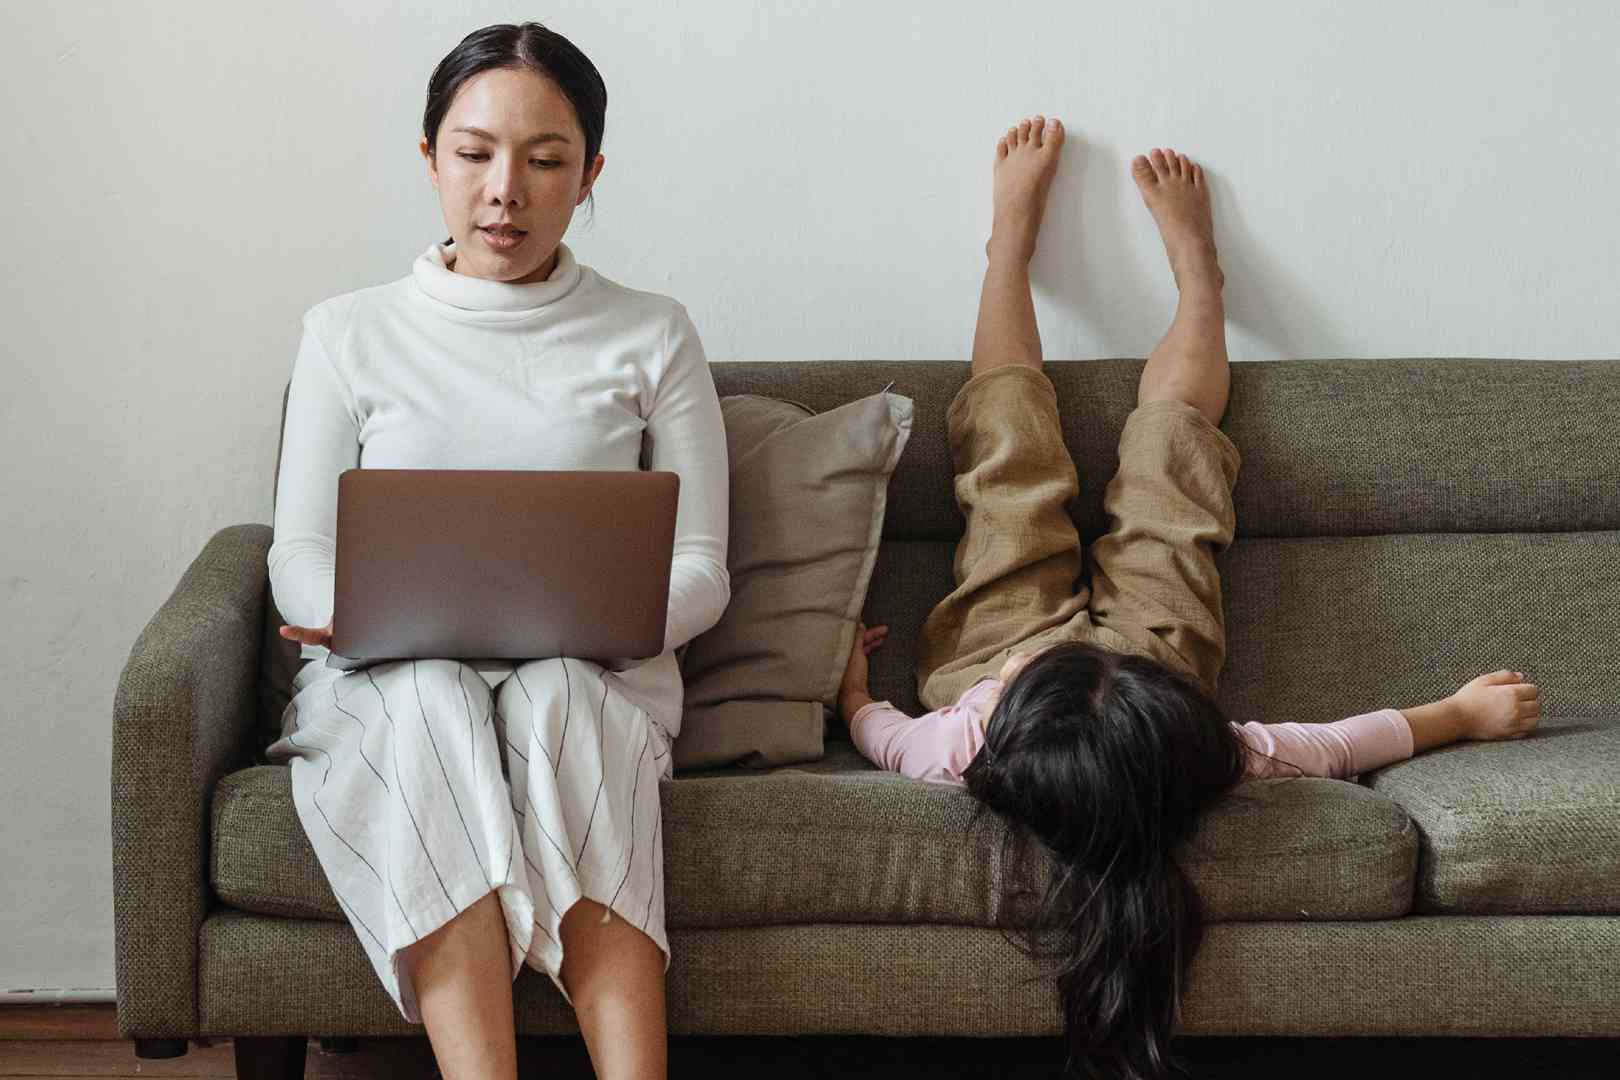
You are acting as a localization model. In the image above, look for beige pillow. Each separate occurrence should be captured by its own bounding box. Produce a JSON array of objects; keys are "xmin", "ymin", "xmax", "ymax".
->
[{"xmin": 674, "ymin": 390, "xmax": 914, "ymax": 770}]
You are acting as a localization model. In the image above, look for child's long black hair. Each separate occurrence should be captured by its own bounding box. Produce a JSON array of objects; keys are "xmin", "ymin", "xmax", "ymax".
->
[{"xmin": 960, "ymin": 640, "xmax": 1248, "ymax": 1080}]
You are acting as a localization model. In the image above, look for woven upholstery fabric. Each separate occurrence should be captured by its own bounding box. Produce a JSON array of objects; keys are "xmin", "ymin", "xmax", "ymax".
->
[
  {"xmin": 1364, "ymin": 715, "xmax": 1620, "ymax": 914},
  {"xmin": 111, "ymin": 358, "xmax": 1619, "ymax": 1042},
  {"xmin": 112, "ymin": 525, "xmax": 267, "ymax": 1038},
  {"xmin": 1217, "ymin": 531, "xmax": 1620, "ymax": 729},
  {"xmin": 710, "ymin": 359, "xmax": 1620, "ymax": 542},
  {"xmin": 256, "ymin": 358, "xmax": 1620, "ymax": 745},
  {"xmin": 198, "ymin": 910, "xmax": 1620, "ymax": 1037},
  {"xmin": 213, "ymin": 744, "xmax": 1416, "ymax": 928}
]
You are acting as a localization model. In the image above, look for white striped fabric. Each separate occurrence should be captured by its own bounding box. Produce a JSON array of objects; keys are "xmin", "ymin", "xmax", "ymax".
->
[{"xmin": 265, "ymin": 654, "xmax": 672, "ymax": 1022}]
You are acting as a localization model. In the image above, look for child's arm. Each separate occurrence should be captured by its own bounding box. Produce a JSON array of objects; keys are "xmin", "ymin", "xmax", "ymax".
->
[
  {"xmin": 837, "ymin": 621, "xmax": 888, "ymax": 724},
  {"xmin": 1239, "ymin": 670, "xmax": 1541, "ymax": 780},
  {"xmin": 1402, "ymin": 669, "xmax": 1540, "ymax": 749},
  {"xmin": 838, "ymin": 622, "xmax": 987, "ymax": 782},
  {"xmin": 839, "ymin": 621, "xmax": 927, "ymax": 775}
]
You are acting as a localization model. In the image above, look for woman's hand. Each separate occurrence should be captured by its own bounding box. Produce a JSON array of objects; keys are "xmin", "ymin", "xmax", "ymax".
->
[
  {"xmin": 840, "ymin": 622, "xmax": 888, "ymax": 694},
  {"xmin": 279, "ymin": 619, "xmax": 334, "ymax": 650},
  {"xmin": 1450, "ymin": 670, "xmax": 1540, "ymax": 741}
]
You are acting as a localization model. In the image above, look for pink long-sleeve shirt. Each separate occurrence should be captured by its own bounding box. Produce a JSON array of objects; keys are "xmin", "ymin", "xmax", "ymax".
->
[{"xmin": 849, "ymin": 677, "xmax": 1414, "ymax": 785}]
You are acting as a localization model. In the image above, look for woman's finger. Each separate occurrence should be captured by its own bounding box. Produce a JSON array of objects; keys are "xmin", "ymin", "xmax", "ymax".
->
[{"xmin": 280, "ymin": 624, "xmax": 331, "ymax": 646}]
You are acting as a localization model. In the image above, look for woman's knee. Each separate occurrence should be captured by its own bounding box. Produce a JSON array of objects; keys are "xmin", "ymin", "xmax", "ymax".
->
[
  {"xmin": 502, "ymin": 657, "xmax": 606, "ymax": 732},
  {"xmin": 358, "ymin": 659, "xmax": 488, "ymax": 744}
]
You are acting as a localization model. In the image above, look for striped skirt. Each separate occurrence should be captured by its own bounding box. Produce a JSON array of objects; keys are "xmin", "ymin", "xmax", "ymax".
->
[{"xmin": 264, "ymin": 655, "xmax": 672, "ymax": 1023}]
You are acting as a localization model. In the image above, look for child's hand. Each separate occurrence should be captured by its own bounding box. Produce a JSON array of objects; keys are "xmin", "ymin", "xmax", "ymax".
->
[
  {"xmin": 840, "ymin": 622, "xmax": 889, "ymax": 698},
  {"xmin": 1450, "ymin": 670, "xmax": 1541, "ymax": 741}
]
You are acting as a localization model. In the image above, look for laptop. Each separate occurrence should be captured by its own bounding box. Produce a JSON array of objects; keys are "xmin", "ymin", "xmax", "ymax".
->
[{"xmin": 329, "ymin": 468, "xmax": 680, "ymax": 665}]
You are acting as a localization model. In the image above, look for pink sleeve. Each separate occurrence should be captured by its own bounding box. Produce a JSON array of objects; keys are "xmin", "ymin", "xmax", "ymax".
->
[
  {"xmin": 1234, "ymin": 708, "xmax": 1414, "ymax": 780},
  {"xmin": 847, "ymin": 701, "xmax": 962, "ymax": 783},
  {"xmin": 846, "ymin": 679, "xmax": 996, "ymax": 784}
]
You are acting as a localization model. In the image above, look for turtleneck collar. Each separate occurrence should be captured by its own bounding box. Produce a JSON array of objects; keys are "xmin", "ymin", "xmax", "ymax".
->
[{"xmin": 411, "ymin": 239, "xmax": 583, "ymax": 315}]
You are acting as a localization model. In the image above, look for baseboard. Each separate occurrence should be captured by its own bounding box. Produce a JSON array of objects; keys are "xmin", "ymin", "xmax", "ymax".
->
[
  {"xmin": 0, "ymin": 988, "xmax": 117, "ymax": 1005},
  {"xmin": 0, "ymin": 1002, "xmax": 119, "ymax": 1040}
]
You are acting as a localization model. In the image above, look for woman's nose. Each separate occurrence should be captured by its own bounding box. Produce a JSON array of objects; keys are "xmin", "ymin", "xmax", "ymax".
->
[{"xmin": 486, "ymin": 155, "xmax": 527, "ymax": 204}]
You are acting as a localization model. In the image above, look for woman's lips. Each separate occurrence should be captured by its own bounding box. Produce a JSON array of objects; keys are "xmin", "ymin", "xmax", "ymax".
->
[{"xmin": 480, "ymin": 227, "xmax": 527, "ymax": 252}]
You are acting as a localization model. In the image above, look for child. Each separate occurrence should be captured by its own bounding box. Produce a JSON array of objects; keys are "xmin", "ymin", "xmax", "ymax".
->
[{"xmin": 839, "ymin": 116, "xmax": 1542, "ymax": 1080}]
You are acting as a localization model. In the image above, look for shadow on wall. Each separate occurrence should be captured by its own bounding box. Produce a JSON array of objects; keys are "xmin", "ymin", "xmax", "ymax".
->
[
  {"xmin": 1024, "ymin": 133, "xmax": 1331, "ymax": 363},
  {"xmin": 1213, "ymin": 170, "xmax": 1334, "ymax": 362}
]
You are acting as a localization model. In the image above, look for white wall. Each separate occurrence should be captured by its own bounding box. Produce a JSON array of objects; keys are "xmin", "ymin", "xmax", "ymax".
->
[{"xmin": 2, "ymin": 0, "xmax": 1616, "ymax": 996}]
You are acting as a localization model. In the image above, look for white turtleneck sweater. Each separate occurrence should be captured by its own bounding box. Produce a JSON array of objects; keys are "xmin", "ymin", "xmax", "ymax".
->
[{"xmin": 267, "ymin": 240, "xmax": 730, "ymax": 734}]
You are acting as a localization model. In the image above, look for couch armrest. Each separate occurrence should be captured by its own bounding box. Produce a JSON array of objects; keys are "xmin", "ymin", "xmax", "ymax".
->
[{"xmin": 111, "ymin": 524, "xmax": 271, "ymax": 1039}]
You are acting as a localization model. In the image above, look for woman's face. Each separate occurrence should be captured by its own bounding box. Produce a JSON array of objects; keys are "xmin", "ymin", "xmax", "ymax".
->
[{"xmin": 419, "ymin": 66, "xmax": 604, "ymax": 284}]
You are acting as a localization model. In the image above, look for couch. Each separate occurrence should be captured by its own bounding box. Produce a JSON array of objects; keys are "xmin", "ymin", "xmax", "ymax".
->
[{"xmin": 111, "ymin": 358, "xmax": 1620, "ymax": 1076}]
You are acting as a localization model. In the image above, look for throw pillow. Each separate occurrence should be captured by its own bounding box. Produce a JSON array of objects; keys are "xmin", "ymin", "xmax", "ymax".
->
[{"xmin": 674, "ymin": 390, "xmax": 914, "ymax": 770}]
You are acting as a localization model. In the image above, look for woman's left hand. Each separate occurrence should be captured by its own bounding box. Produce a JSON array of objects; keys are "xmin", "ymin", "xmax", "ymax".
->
[{"xmin": 279, "ymin": 620, "xmax": 334, "ymax": 650}]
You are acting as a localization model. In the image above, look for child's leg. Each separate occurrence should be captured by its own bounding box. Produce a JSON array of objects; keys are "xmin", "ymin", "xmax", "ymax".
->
[
  {"xmin": 969, "ymin": 117, "xmax": 1056, "ymax": 377},
  {"xmin": 1134, "ymin": 149, "xmax": 1229, "ymax": 426},
  {"xmin": 1086, "ymin": 149, "xmax": 1239, "ymax": 695},
  {"xmin": 916, "ymin": 117, "xmax": 1090, "ymax": 712}
]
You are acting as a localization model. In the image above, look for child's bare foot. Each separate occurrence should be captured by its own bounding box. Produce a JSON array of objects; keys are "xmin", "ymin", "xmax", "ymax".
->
[
  {"xmin": 1131, "ymin": 148, "xmax": 1223, "ymax": 293},
  {"xmin": 989, "ymin": 115, "xmax": 1065, "ymax": 264}
]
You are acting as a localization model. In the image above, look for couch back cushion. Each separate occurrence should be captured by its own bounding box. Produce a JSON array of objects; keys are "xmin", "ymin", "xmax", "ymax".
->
[
  {"xmin": 261, "ymin": 359, "xmax": 1620, "ymax": 744},
  {"xmin": 709, "ymin": 360, "xmax": 1620, "ymax": 725}
]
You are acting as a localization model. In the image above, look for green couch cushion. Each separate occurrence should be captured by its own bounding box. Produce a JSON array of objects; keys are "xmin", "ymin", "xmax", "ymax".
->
[
  {"xmin": 1366, "ymin": 716, "xmax": 1620, "ymax": 914},
  {"xmin": 212, "ymin": 742, "xmax": 1416, "ymax": 928},
  {"xmin": 199, "ymin": 912, "xmax": 1620, "ymax": 1037}
]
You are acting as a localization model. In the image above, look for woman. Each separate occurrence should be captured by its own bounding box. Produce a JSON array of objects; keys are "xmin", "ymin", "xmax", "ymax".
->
[
  {"xmin": 838, "ymin": 116, "xmax": 1540, "ymax": 1080},
  {"xmin": 266, "ymin": 22, "xmax": 728, "ymax": 1079}
]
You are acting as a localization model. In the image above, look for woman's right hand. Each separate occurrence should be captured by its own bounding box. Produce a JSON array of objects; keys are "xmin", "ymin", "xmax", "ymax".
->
[
  {"xmin": 279, "ymin": 619, "xmax": 334, "ymax": 650},
  {"xmin": 1450, "ymin": 670, "xmax": 1540, "ymax": 741}
]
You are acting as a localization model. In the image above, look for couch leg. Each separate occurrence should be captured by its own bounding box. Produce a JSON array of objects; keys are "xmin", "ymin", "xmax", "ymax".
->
[
  {"xmin": 134, "ymin": 1038, "xmax": 188, "ymax": 1058},
  {"xmin": 233, "ymin": 1035, "xmax": 307, "ymax": 1080},
  {"xmin": 318, "ymin": 1036, "xmax": 358, "ymax": 1053}
]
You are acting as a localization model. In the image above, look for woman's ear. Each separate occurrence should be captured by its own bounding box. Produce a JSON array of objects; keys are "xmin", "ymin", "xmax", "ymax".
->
[
  {"xmin": 420, "ymin": 138, "xmax": 438, "ymax": 190},
  {"xmin": 577, "ymin": 153, "xmax": 605, "ymax": 207}
]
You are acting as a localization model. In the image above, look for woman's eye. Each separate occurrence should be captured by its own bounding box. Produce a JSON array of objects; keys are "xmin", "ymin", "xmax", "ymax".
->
[{"xmin": 455, "ymin": 153, "xmax": 558, "ymax": 168}]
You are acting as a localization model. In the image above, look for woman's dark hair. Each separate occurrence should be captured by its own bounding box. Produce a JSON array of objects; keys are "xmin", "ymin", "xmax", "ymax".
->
[
  {"xmin": 423, "ymin": 22, "xmax": 607, "ymax": 240},
  {"xmin": 960, "ymin": 641, "xmax": 1248, "ymax": 1080}
]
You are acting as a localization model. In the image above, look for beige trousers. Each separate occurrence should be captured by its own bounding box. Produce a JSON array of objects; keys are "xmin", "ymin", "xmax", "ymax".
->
[{"xmin": 915, "ymin": 365, "xmax": 1242, "ymax": 712}]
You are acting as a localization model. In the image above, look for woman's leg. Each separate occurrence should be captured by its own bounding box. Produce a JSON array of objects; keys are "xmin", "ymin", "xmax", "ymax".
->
[
  {"xmin": 916, "ymin": 116, "xmax": 1090, "ymax": 711},
  {"xmin": 405, "ymin": 896, "xmax": 667, "ymax": 1080},
  {"xmin": 494, "ymin": 660, "xmax": 672, "ymax": 1080},
  {"xmin": 559, "ymin": 898, "xmax": 667, "ymax": 1079},
  {"xmin": 400, "ymin": 891, "xmax": 519, "ymax": 1080}
]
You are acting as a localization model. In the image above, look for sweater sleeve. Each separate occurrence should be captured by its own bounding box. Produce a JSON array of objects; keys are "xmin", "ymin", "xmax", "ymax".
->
[
  {"xmin": 848, "ymin": 700, "xmax": 965, "ymax": 783},
  {"xmin": 644, "ymin": 304, "xmax": 730, "ymax": 654},
  {"xmin": 1234, "ymin": 708, "xmax": 1415, "ymax": 780},
  {"xmin": 266, "ymin": 318, "xmax": 360, "ymax": 646}
]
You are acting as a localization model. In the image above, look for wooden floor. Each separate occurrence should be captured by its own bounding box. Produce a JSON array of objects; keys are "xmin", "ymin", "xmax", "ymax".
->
[{"xmin": 3, "ymin": 1006, "xmax": 1616, "ymax": 1079}]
